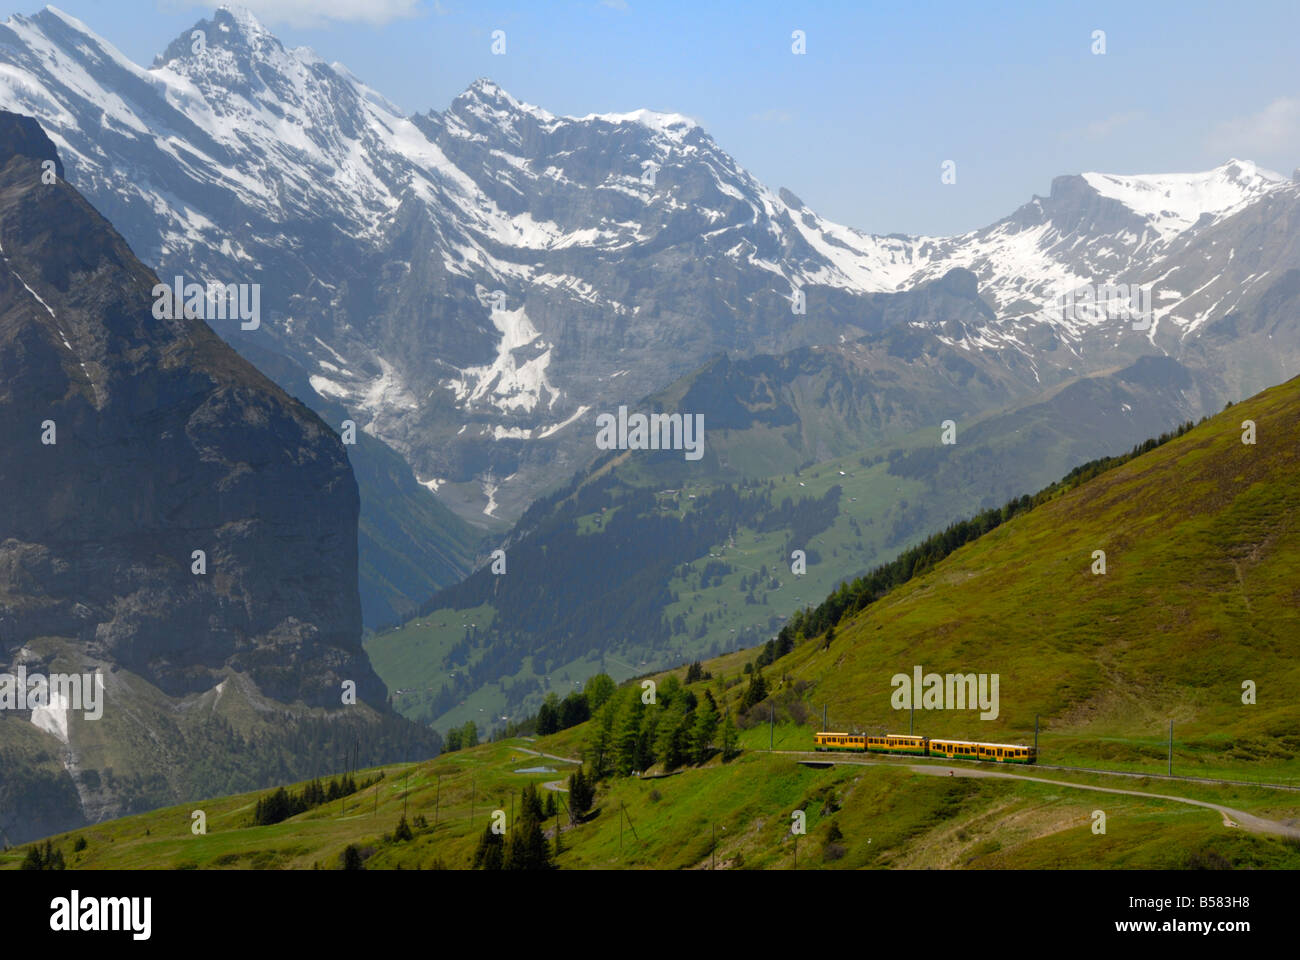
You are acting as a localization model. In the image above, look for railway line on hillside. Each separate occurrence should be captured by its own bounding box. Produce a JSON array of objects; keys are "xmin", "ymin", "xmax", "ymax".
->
[
  {"xmin": 778, "ymin": 751, "xmax": 1300, "ymax": 839},
  {"xmin": 777, "ymin": 749, "xmax": 1300, "ymax": 792}
]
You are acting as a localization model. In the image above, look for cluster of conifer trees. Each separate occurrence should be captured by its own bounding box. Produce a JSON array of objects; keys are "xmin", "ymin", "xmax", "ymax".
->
[
  {"xmin": 584, "ymin": 672, "xmax": 740, "ymax": 778},
  {"xmin": 251, "ymin": 772, "xmax": 379, "ymax": 826},
  {"xmin": 472, "ymin": 783, "xmax": 556, "ymax": 870}
]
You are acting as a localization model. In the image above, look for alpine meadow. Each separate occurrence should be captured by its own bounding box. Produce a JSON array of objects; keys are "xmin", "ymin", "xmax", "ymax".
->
[{"xmin": 0, "ymin": 1, "xmax": 1295, "ymax": 942}]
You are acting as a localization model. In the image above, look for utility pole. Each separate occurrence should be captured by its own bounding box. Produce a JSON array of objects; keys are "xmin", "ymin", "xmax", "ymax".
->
[
  {"xmin": 620, "ymin": 801, "xmax": 638, "ymax": 841},
  {"xmin": 555, "ymin": 799, "xmax": 562, "ymax": 857},
  {"xmin": 822, "ymin": 703, "xmax": 827, "ymax": 731},
  {"xmin": 337, "ymin": 752, "xmax": 348, "ymax": 817},
  {"xmin": 434, "ymin": 775, "xmax": 441, "ymax": 827},
  {"xmin": 1168, "ymin": 720, "xmax": 1173, "ymax": 776},
  {"xmin": 770, "ymin": 704, "xmax": 774, "ymax": 751},
  {"xmin": 1034, "ymin": 715, "xmax": 1039, "ymax": 754},
  {"xmin": 909, "ymin": 703, "xmax": 914, "ymax": 736}
]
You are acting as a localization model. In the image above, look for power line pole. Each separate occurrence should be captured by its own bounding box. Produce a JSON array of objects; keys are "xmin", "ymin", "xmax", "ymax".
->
[
  {"xmin": 769, "ymin": 703, "xmax": 774, "ymax": 751},
  {"xmin": 434, "ymin": 775, "xmax": 441, "ymax": 827},
  {"xmin": 337, "ymin": 752, "xmax": 348, "ymax": 817},
  {"xmin": 910, "ymin": 703, "xmax": 914, "ymax": 736},
  {"xmin": 1034, "ymin": 715, "xmax": 1039, "ymax": 755},
  {"xmin": 621, "ymin": 801, "xmax": 638, "ymax": 841},
  {"xmin": 555, "ymin": 797, "xmax": 562, "ymax": 857},
  {"xmin": 1168, "ymin": 720, "xmax": 1173, "ymax": 776},
  {"xmin": 822, "ymin": 703, "xmax": 827, "ymax": 731}
]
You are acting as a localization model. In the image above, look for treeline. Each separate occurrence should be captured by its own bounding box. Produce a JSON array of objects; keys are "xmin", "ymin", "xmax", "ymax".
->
[
  {"xmin": 535, "ymin": 675, "xmax": 616, "ymax": 736},
  {"xmin": 251, "ymin": 772, "xmax": 382, "ymax": 826},
  {"xmin": 585, "ymin": 673, "xmax": 740, "ymax": 778},
  {"xmin": 20, "ymin": 839, "xmax": 66, "ymax": 870},
  {"xmin": 779, "ymin": 419, "xmax": 1200, "ymax": 646},
  {"xmin": 442, "ymin": 721, "xmax": 478, "ymax": 752},
  {"xmin": 465, "ymin": 675, "xmax": 618, "ymax": 747}
]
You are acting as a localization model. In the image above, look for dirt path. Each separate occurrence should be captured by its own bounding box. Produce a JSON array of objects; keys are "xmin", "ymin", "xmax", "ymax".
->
[{"xmin": 514, "ymin": 745, "xmax": 581, "ymax": 765}]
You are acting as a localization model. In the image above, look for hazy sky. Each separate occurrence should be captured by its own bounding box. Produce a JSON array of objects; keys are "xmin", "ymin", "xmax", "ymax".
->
[{"xmin": 34, "ymin": 0, "xmax": 1300, "ymax": 236}]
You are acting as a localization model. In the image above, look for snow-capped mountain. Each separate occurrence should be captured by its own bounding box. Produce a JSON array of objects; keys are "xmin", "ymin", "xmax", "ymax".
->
[{"xmin": 2, "ymin": 4, "xmax": 1298, "ymax": 528}]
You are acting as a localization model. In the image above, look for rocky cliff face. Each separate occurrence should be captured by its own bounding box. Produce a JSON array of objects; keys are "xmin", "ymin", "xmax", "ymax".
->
[
  {"xmin": 0, "ymin": 109, "xmax": 383, "ymax": 707},
  {"xmin": 0, "ymin": 111, "xmax": 419, "ymax": 843}
]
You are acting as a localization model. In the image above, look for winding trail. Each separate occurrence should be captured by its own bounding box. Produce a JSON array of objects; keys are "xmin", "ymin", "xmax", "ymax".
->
[{"xmin": 512, "ymin": 745, "xmax": 579, "ymax": 792}]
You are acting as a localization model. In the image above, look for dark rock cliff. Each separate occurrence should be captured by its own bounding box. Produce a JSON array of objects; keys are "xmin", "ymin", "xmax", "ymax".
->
[{"xmin": 0, "ymin": 112, "xmax": 429, "ymax": 844}]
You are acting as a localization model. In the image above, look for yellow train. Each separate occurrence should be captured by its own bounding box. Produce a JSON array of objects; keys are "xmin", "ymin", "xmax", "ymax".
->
[{"xmin": 813, "ymin": 731, "xmax": 1036, "ymax": 764}]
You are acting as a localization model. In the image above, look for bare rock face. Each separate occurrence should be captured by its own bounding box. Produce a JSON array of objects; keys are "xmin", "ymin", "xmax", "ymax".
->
[
  {"xmin": 0, "ymin": 109, "xmax": 386, "ymax": 707},
  {"xmin": 0, "ymin": 112, "xmax": 434, "ymax": 844}
]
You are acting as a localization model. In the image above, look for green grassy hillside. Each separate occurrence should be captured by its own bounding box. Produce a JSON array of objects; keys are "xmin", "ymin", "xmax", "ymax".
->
[
  {"xmin": 11, "ymin": 375, "xmax": 1298, "ymax": 869},
  {"xmin": 6, "ymin": 732, "xmax": 1296, "ymax": 871},
  {"xmin": 757, "ymin": 375, "xmax": 1300, "ymax": 782}
]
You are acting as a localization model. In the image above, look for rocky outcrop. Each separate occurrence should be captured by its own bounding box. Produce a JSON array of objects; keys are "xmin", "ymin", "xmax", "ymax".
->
[
  {"xmin": 0, "ymin": 110, "xmax": 383, "ymax": 706},
  {"xmin": 0, "ymin": 112, "xmax": 429, "ymax": 843}
]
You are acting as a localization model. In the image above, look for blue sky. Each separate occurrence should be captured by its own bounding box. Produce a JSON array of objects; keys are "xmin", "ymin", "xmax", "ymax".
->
[{"xmin": 35, "ymin": 0, "xmax": 1300, "ymax": 235}]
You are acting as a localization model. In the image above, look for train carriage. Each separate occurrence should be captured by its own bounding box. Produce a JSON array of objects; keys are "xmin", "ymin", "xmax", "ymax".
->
[
  {"xmin": 870, "ymin": 733, "xmax": 928, "ymax": 756},
  {"xmin": 930, "ymin": 738, "xmax": 1036, "ymax": 763},
  {"xmin": 813, "ymin": 732, "xmax": 866, "ymax": 751},
  {"xmin": 814, "ymin": 731, "xmax": 1036, "ymax": 764}
]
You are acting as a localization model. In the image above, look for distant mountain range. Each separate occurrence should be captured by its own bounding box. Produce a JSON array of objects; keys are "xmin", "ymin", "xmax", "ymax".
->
[
  {"xmin": 3, "ymin": 5, "xmax": 1300, "ymax": 734},
  {"xmin": 3, "ymin": 8, "xmax": 1297, "ymax": 540}
]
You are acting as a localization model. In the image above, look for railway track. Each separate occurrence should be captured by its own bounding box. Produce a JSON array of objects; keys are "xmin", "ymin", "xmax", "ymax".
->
[{"xmin": 776, "ymin": 750, "xmax": 1300, "ymax": 792}]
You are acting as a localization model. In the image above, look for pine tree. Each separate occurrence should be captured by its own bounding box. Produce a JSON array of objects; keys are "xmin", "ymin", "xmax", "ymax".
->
[
  {"xmin": 536, "ymin": 692, "xmax": 560, "ymax": 735},
  {"xmin": 586, "ymin": 704, "xmax": 614, "ymax": 778},
  {"xmin": 568, "ymin": 767, "xmax": 595, "ymax": 818},
  {"xmin": 721, "ymin": 711, "xmax": 740, "ymax": 761},
  {"xmin": 584, "ymin": 673, "xmax": 616, "ymax": 712},
  {"xmin": 692, "ymin": 694, "xmax": 719, "ymax": 764},
  {"xmin": 472, "ymin": 824, "xmax": 504, "ymax": 870},
  {"xmin": 654, "ymin": 702, "xmax": 690, "ymax": 771},
  {"xmin": 613, "ymin": 695, "xmax": 644, "ymax": 777},
  {"xmin": 503, "ymin": 784, "xmax": 553, "ymax": 870},
  {"xmin": 740, "ymin": 669, "xmax": 768, "ymax": 710}
]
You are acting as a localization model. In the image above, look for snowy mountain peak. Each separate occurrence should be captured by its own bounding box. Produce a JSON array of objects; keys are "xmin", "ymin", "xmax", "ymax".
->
[
  {"xmin": 213, "ymin": 4, "xmax": 274, "ymax": 41},
  {"xmin": 575, "ymin": 107, "xmax": 701, "ymax": 141},
  {"xmin": 451, "ymin": 77, "xmax": 555, "ymax": 126},
  {"xmin": 154, "ymin": 5, "xmax": 286, "ymax": 71},
  {"xmin": 1081, "ymin": 158, "xmax": 1288, "ymax": 241}
]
